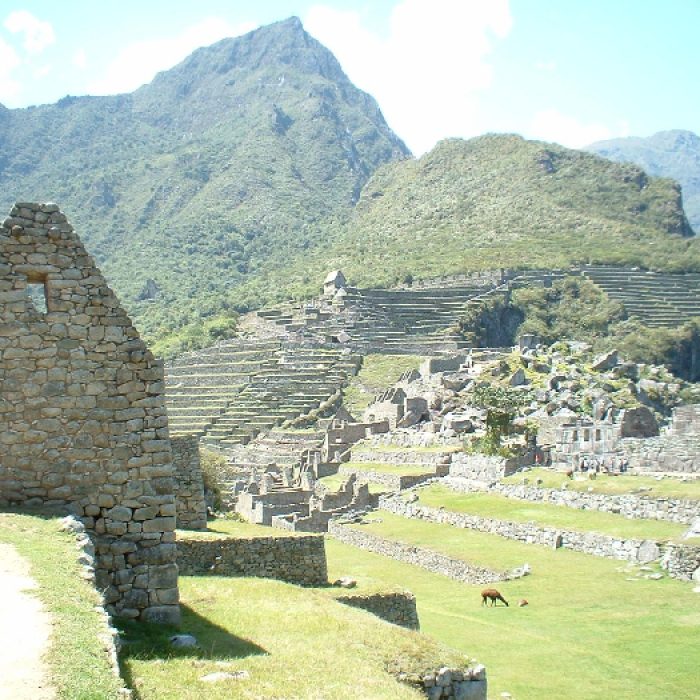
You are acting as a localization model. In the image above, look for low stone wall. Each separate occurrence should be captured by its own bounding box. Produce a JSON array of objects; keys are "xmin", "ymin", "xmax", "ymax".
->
[
  {"xmin": 482, "ymin": 482, "xmax": 699, "ymax": 525},
  {"xmin": 449, "ymin": 453, "xmax": 520, "ymax": 484},
  {"xmin": 351, "ymin": 449, "xmax": 453, "ymax": 466},
  {"xmin": 177, "ymin": 535, "xmax": 327, "ymax": 586},
  {"xmin": 338, "ymin": 466, "xmax": 442, "ymax": 491},
  {"xmin": 414, "ymin": 665, "xmax": 487, "ymax": 700},
  {"xmin": 171, "ymin": 435, "xmax": 207, "ymax": 530},
  {"xmin": 335, "ymin": 591, "xmax": 419, "ymax": 629},
  {"xmin": 328, "ymin": 520, "xmax": 503, "ymax": 584},
  {"xmin": 379, "ymin": 496, "xmax": 700, "ymax": 578},
  {"xmin": 661, "ymin": 543, "xmax": 700, "ymax": 581}
]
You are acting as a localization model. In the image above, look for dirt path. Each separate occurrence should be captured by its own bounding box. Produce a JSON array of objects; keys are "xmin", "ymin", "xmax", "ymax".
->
[{"xmin": 0, "ymin": 543, "xmax": 56, "ymax": 700}]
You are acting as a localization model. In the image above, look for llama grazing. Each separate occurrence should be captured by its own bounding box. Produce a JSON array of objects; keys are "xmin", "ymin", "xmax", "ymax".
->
[{"xmin": 481, "ymin": 588, "xmax": 509, "ymax": 607}]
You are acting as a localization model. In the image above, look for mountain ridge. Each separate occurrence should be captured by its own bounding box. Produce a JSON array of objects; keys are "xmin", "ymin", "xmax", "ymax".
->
[{"xmin": 587, "ymin": 129, "xmax": 700, "ymax": 231}]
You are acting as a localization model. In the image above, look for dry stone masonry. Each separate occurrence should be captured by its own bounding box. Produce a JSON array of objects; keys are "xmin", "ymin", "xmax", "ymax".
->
[
  {"xmin": 177, "ymin": 533, "xmax": 327, "ymax": 585},
  {"xmin": 0, "ymin": 203, "xmax": 179, "ymax": 623},
  {"xmin": 171, "ymin": 435, "xmax": 207, "ymax": 530}
]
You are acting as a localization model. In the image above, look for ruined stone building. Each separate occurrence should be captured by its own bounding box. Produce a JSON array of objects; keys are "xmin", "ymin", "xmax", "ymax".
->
[{"xmin": 0, "ymin": 203, "xmax": 179, "ymax": 623}]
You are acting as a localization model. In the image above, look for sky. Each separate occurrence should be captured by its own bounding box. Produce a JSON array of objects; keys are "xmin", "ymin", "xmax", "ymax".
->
[{"xmin": 0, "ymin": 0, "xmax": 698, "ymax": 155}]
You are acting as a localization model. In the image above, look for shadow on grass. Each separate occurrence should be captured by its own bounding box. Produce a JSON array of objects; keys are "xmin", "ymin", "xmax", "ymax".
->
[{"xmin": 118, "ymin": 603, "xmax": 267, "ymax": 697}]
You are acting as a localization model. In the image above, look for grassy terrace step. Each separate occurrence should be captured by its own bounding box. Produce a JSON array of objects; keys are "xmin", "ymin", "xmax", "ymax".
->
[
  {"xmin": 502, "ymin": 468, "xmax": 700, "ymax": 500},
  {"xmin": 119, "ymin": 573, "xmax": 467, "ymax": 700},
  {"xmin": 325, "ymin": 516, "xmax": 698, "ymax": 700},
  {"xmin": 414, "ymin": 485, "xmax": 687, "ymax": 541}
]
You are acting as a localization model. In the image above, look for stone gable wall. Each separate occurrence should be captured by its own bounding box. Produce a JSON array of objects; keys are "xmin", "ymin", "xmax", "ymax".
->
[{"xmin": 0, "ymin": 202, "xmax": 179, "ymax": 623}]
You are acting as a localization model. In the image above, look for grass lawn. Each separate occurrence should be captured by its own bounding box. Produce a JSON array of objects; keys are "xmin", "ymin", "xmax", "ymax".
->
[
  {"xmin": 414, "ymin": 484, "xmax": 688, "ymax": 541},
  {"xmin": 119, "ymin": 575, "xmax": 468, "ymax": 700},
  {"xmin": 0, "ymin": 512, "xmax": 124, "ymax": 700},
  {"xmin": 326, "ymin": 518, "xmax": 700, "ymax": 700},
  {"xmin": 343, "ymin": 353, "xmax": 425, "ymax": 417},
  {"xmin": 502, "ymin": 467, "xmax": 700, "ymax": 500},
  {"xmin": 177, "ymin": 519, "xmax": 307, "ymax": 540}
]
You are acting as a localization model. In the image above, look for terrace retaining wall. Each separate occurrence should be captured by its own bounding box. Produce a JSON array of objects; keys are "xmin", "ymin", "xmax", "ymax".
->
[
  {"xmin": 446, "ymin": 480, "xmax": 699, "ymax": 525},
  {"xmin": 335, "ymin": 591, "xmax": 419, "ymax": 629},
  {"xmin": 328, "ymin": 520, "xmax": 503, "ymax": 585},
  {"xmin": 380, "ymin": 496, "xmax": 700, "ymax": 579}
]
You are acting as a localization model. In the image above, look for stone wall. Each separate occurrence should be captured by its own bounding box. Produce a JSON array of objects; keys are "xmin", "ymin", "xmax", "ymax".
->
[
  {"xmin": 449, "ymin": 453, "xmax": 520, "ymax": 485},
  {"xmin": 417, "ymin": 666, "xmax": 487, "ymax": 700},
  {"xmin": 171, "ymin": 435, "xmax": 207, "ymax": 530},
  {"xmin": 177, "ymin": 534, "xmax": 327, "ymax": 586},
  {"xmin": 661, "ymin": 543, "xmax": 700, "ymax": 581},
  {"xmin": 335, "ymin": 591, "xmax": 419, "ymax": 629},
  {"xmin": 0, "ymin": 203, "xmax": 178, "ymax": 623},
  {"xmin": 481, "ymin": 482, "xmax": 699, "ymax": 525},
  {"xmin": 381, "ymin": 496, "xmax": 699, "ymax": 577},
  {"xmin": 338, "ymin": 466, "xmax": 444, "ymax": 490},
  {"xmin": 328, "ymin": 520, "xmax": 503, "ymax": 584}
]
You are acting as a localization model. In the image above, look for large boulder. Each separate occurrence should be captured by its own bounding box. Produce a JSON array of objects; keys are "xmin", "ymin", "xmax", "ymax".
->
[
  {"xmin": 619, "ymin": 406, "xmax": 659, "ymax": 438},
  {"xmin": 592, "ymin": 349, "xmax": 620, "ymax": 371}
]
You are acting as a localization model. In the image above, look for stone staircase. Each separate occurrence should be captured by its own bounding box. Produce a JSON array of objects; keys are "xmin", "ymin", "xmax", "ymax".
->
[
  {"xmin": 199, "ymin": 346, "xmax": 361, "ymax": 450},
  {"xmin": 164, "ymin": 339, "xmax": 282, "ymax": 437}
]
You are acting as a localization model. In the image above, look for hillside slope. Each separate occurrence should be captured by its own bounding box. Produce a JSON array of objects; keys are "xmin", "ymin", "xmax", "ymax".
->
[
  {"xmin": 0, "ymin": 17, "xmax": 409, "ymax": 344},
  {"xmin": 304, "ymin": 135, "xmax": 698, "ymax": 290},
  {"xmin": 587, "ymin": 129, "xmax": 700, "ymax": 231}
]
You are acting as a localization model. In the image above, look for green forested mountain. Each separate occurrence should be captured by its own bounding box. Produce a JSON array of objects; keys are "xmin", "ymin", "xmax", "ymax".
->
[
  {"xmin": 304, "ymin": 134, "xmax": 697, "ymax": 289},
  {"xmin": 0, "ymin": 17, "xmax": 408, "ymax": 347},
  {"xmin": 1, "ymin": 18, "xmax": 697, "ymax": 356},
  {"xmin": 587, "ymin": 130, "xmax": 700, "ymax": 231}
]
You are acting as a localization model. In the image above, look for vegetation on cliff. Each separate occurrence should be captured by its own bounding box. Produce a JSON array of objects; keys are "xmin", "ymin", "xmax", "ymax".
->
[{"xmin": 588, "ymin": 129, "xmax": 700, "ymax": 232}]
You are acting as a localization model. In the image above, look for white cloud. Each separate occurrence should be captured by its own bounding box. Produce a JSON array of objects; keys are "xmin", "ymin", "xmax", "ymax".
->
[
  {"xmin": 88, "ymin": 17, "xmax": 255, "ymax": 96},
  {"xmin": 535, "ymin": 60, "xmax": 556, "ymax": 72},
  {"xmin": 306, "ymin": 0, "xmax": 513, "ymax": 155},
  {"xmin": 0, "ymin": 37, "xmax": 21, "ymax": 103},
  {"xmin": 33, "ymin": 64, "xmax": 51, "ymax": 79},
  {"xmin": 4, "ymin": 10, "xmax": 55, "ymax": 54},
  {"xmin": 529, "ymin": 109, "xmax": 612, "ymax": 148},
  {"xmin": 72, "ymin": 48, "xmax": 87, "ymax": 70}
]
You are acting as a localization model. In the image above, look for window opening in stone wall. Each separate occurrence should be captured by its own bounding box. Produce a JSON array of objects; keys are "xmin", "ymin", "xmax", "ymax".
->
[{"xmin": 27, "ymin": 282, "xmax": 48, "ymax": 315}]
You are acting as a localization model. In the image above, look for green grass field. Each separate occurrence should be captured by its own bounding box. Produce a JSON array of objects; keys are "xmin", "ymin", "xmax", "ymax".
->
[
  {"xmin": 119, "ymin": 575, "xmax": 468, "ymax": 700},
  {"xmin": 326, "ymin": 516, "xmax": 700, "ymax": 700},
  {"xmin": 502, "ymin": 468, "xmax": 700, "ymax": 500},
  {"xmin": 0, "ymin": 512, "xmax": 124, "ymax": 700},
  {"xmin": 414, "ymin": 484, "xmax": 688, "ymax": 541}
]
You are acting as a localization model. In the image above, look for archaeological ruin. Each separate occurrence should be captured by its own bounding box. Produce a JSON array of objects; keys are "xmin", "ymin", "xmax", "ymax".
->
[{"xmin": 0, "ymin": 203, "xmax": 180, "ymax": 623}]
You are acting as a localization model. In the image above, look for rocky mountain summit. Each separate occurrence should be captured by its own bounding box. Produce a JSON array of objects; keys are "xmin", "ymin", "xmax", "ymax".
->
[{"xmin": 0, "ymin": 17, "xmax": 408, "ymax": 344}]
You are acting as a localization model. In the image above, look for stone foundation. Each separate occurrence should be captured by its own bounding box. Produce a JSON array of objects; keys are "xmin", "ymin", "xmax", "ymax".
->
[{"xmin": 0, "ymin": 202, "xmax": 179, "ymax": 623}]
